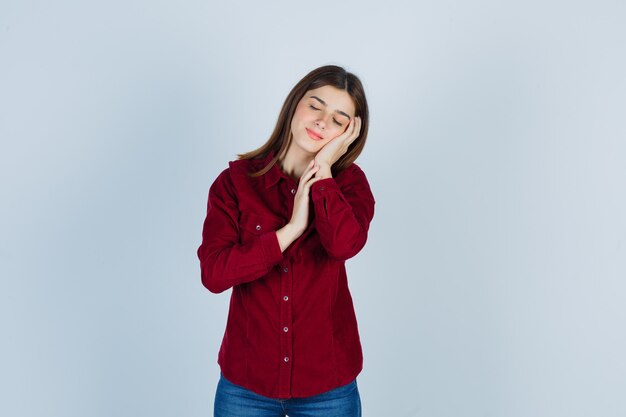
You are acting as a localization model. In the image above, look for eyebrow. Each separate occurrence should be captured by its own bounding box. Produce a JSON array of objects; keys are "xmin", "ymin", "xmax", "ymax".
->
[{"xmin": 310, "ymin": 95, "xmax": 352, "ymax": 120}]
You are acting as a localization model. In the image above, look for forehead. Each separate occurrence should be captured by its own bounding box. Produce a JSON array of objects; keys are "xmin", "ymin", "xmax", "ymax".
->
[{"xmin": 303, "ymin": 85, "xmax": 355, "ymax": 117}]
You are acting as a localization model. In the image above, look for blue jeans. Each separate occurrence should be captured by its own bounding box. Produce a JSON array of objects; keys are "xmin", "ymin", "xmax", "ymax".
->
[{"xmin": 214, "ymin": 374, "xmax": 362, "ymax": 417}]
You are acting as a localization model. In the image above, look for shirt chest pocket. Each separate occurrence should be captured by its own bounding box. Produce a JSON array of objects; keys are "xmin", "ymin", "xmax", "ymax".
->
[{"xmin": 238, "ymin": 212, "xmax": 285, "ymax": 244}]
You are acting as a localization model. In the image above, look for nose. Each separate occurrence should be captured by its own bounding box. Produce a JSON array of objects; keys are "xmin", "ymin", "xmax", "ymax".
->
[{"xmin": 315, "ymin": 117, "xmax": 327, "ymax": 130}]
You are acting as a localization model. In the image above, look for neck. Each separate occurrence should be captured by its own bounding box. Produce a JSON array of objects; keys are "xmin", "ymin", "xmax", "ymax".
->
[{"xmin": 278, "ymin": 146, "xmax": 315, "ymax": 179}]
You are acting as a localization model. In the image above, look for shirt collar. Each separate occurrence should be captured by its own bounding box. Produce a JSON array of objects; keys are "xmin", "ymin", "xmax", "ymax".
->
[{"xmin": 260, "ymin": 150, "xmax": 283, "ymax": 189}]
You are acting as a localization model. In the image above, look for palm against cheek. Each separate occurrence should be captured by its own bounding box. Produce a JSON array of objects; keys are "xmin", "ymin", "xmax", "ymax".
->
[{"xmin": 314, "ymin": 117, "xmax": 361, "ymax": 168}]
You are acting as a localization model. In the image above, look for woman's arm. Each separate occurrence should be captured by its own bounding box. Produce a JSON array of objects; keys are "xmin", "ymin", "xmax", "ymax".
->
[
  {"xmin": 198, "ymin": 159, "xmax": 327, "ymax": 293},
  {"xmin": 310, "ymin": 165, "xmax": 375, "ymax": 261},
  {"xmin": 197, "ymin": 168, "xmax": 285, "ymax": 294}
]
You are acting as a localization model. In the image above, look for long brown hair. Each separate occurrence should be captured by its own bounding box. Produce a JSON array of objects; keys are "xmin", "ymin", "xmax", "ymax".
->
[{"xmin": 237, "ymin": 65, "xmax": 369, "ymax": 178}]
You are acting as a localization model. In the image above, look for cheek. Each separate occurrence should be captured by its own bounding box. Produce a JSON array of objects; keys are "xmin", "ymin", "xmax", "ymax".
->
[
  {"xmin": 293, "ymin": 102, "xmax": 311, "ymax": 121},
  {"xmin": 330, "ymin": 125, "xmax": 348, "ymax": 139},
  {"xmin": 290, "ymin": 109, "xmax": 306, "ymax": 131}
]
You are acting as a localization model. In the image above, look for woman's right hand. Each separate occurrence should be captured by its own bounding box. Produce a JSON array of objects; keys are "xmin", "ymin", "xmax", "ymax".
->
[{"xmin": 276, "ymin": 160, "xmax": 322, "ymax": 252}]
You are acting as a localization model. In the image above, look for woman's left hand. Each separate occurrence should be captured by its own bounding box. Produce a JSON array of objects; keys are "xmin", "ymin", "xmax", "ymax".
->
[{"xmin": 314, "ymin": 116, "xmax": 362, "ymax": 179}]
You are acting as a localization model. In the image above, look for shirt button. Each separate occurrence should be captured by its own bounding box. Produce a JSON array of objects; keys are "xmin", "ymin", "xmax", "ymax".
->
[
  {"xmin": 283, "ymin": 267, "xmax": 288, "ymax": 273},
  {"xmin": 255, "ymin": 224, "xmax": 261, "ymax": 231},
  {"xmin": 283, "ymin": 296, "xmax": 289, "ymax": 301},
  {"xmin": 284, "ymin": 356, "xmax": 290, "ymax": 362},
  {"xmin": 290, "ymin": 188, "xmax": 296, "ymax": 195},
  {"xmin": 319, "ymin": 186, "xmax": 325, "ymax": 191},
  {"xmin": 283, "ymin": 327, "xmax": 289, "ymax": 332}
]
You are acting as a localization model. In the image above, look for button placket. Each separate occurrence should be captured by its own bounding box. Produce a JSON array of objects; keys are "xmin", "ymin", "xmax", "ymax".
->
[
  {"xmin": 276, "ymin": 181, "xmax": 296, "ymax": 398},
  {"xmin": 278, "ymin": 260, "xmax": 294, "ymax": 395},
  {"xmin": 285, "ymin": 182, "xmax": 296, "ymax": 222}
]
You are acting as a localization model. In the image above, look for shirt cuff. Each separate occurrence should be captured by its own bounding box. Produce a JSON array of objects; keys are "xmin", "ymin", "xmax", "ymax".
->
[
  {"xmin": 260, "ymin": 230, "xmax": 284, "ymax": 266},
  {"xmin": 311, "ymin": 178, "xmax": 339, "ymax": 200}
]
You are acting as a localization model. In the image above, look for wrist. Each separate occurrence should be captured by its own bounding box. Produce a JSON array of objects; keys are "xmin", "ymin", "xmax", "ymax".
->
[
  {"xmin": 282, "ymin": 222, "xmax": 304, "ymax": 239},
  {"xmin": 276, "ymin": 223, "xmax": 301, "ymax": 252},
  {"xmin": 315, "ymin": 164, "xmax": 332, "ymax": 179}
]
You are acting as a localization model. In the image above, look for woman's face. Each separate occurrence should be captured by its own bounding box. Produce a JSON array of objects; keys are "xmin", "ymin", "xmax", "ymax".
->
[{"xmin": 289, "ymin": 85, "xmax": 356, "ymax": 156}]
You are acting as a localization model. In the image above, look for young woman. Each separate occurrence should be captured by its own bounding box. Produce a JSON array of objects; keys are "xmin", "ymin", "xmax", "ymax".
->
[{"xmin": 197, "ymin": 65, "xmax": 375, "ymax": 417}]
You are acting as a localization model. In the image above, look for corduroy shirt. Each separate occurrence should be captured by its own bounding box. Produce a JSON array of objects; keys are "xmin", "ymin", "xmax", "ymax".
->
[{"xmin": 197, "ymin": 150, "xmax": 375, "ymax": 399}]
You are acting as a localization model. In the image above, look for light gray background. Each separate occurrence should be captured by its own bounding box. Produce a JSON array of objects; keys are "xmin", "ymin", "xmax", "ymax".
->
[{"xmin": 1, "ymin": 1, "xmax": 625, "ymax": 416}]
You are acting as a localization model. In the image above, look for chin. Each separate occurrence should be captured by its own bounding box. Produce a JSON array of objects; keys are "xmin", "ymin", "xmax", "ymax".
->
[{"xmin": 294, "ymin": 136, "xmax": 323, "ymax": 155}]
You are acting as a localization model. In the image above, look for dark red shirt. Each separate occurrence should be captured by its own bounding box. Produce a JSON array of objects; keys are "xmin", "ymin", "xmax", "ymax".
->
[{"xmin": 197, "ymin": 151, "xmax": 375, "ymax": 399}]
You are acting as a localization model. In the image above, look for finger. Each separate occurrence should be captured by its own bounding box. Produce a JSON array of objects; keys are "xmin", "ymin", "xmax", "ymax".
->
[
  {"xmin": 299, "ymin": 163, "xmax": 320, "ymax": 187},
  {"xmin": 351, "ymin": 117, "xmax": 361, "ymax": 136},
  {"xmin": 299, "ymin": 159, "xmax": 316, "ymax": 179},
  {"xmin": 347, "ymin": 117, "xmax": 360, "ymax": 140},
  {"xmin": 303, "ymin": 176, "xmax": 324, "ymax": 192},
  {"xmin": 347, "ymin": 117, "xmax": 361, "ymax": 144},
  {"xmin": 345, "ymin": 118, "xmax": 356, "ymax": 138},
  {"xmin": 296, "ymin": 176, "xmax": 320, "ymax": 200}
]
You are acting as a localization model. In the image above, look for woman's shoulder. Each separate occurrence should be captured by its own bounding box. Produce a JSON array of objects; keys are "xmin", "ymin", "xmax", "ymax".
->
[
  {"xmin": 208, "ymin": 158, "xmax": 253, "ymax": 186},
  {"xmin": 227, "ymin": 157, "xmax": 265, "ymax": 179},
  {"xmin": 336, "ymin": 161, "xmax": 370, "ymax": 185},
  {"xmin": 208, "ymin": 158, "xmax": 261, "ymax": 195}
]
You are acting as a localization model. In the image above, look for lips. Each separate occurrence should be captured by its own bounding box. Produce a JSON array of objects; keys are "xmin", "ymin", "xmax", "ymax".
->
[{"xmin": 305, "ymin": 128, "xmax": 324, "ymax": 141}]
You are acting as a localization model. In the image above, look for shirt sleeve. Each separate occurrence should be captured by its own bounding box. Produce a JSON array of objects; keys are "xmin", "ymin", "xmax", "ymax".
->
[
  {"xmin": 197, "ymin": 168, "xmax": 284, "ymax": 293},
  {"xmin": 310, "ymin": 164, "xmax": 376, "ymax": 261}
]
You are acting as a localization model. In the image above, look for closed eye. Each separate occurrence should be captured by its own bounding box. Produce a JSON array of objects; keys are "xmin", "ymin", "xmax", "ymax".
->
[{"xmin": 309, "ymin": 104, "xmax": 344, "ymax": 126}]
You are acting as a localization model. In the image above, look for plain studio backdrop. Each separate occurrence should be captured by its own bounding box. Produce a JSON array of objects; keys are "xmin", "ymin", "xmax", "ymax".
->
[{"xmin": 1, "ymin": 1, "xmax": 625, "ymax": 416}]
